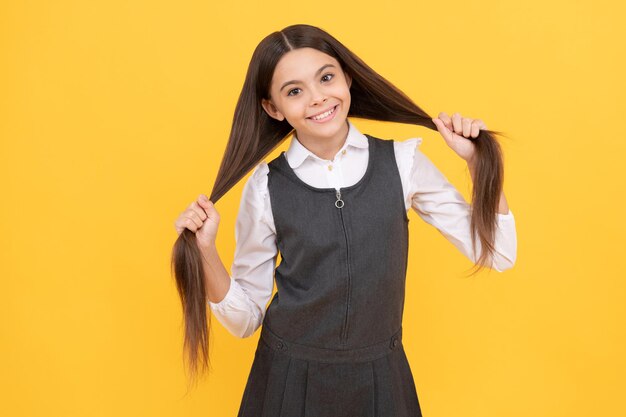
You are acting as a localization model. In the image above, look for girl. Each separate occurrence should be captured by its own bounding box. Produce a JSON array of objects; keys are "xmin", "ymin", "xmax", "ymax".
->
[{"xmin": 172, "ymin": 24, "xmax": 517, "ymax": 416}]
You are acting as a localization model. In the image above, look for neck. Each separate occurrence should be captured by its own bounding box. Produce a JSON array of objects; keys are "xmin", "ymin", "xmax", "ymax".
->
[{"xmin": 295, "ymin": 119, "xmax": 350, "ymax": 161}]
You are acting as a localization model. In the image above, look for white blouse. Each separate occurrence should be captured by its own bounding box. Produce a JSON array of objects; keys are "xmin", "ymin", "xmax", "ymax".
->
[{"xmin": 209, "ymin": 119, "xmax": 517, "ymax": 338}]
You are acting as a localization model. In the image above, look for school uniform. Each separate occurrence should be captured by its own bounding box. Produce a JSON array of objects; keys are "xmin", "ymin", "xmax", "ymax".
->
[{"xmin": 209, "ymin": 119, "xmax": 518, "ymax": 417}]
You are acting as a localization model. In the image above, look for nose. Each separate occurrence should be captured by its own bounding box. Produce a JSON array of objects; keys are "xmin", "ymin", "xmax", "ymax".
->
[{"xmin": 310, "ymin": 86, "xmax": 328, "ymax": 106}]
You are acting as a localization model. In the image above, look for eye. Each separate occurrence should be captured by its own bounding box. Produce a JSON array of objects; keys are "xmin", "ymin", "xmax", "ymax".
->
[{"xmin": 286, "ymin": 74, "xmax": 335, "ymax": 97}]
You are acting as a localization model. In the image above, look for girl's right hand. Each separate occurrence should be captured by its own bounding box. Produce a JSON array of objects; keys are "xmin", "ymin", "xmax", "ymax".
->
[{"xmin": 174, "ymin": 194, "xmax": 220, "ymax": 249}]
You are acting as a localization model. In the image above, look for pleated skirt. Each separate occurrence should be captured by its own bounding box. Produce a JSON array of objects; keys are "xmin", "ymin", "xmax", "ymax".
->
[{"xmin": 237, "ymin": 324, "xmax": 423, "ymax": 417}]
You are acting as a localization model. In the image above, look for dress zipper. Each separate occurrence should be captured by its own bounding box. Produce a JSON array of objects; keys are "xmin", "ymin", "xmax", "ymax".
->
[{"xmin": 335, "ymin": 188, "xmax": 351, "ymax": 344}]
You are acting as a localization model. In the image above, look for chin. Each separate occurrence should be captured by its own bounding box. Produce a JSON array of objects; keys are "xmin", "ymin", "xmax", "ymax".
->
[{"xmin": 309, "ymin": 120, "xmax": 344, "ymax": 137}]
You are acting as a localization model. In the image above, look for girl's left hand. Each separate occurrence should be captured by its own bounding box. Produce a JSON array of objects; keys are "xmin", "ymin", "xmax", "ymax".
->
[{"xmin": 432, "ymin": 112, "xmax": 487, "ymax": 165}]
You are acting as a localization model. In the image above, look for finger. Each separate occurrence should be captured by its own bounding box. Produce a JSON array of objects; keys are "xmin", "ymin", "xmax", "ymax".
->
[
  {"xmin": 471, "ymin": 120, "xmax": 480, "ymax": 138},
  {"xmin": 432, "ymin": 118, "xmax": 454, "ymax": 142},
  {"xmin": 462, "ymin": 117, "xmax": 472, "ymax": 137},
  {"xmin": 174, "ymin": 219, "xmax": 184, "ymax": 234},
  {"xmin": 179, "ymin": 217, "xmax": 198, "ymax": 233},
  {"xmin": 185, "ymin": 212, "xmax": 204, "ymax": 229},
  {"xmin": 191, "ymin": 201, "xmax": 208, "ymax": 220},
  {"xmin": 197, "ymin": 194, "xmax": 211, "ymax": 207},
  {"xmin": 476, "ymin": 119, "xmax": 487, "ymax": 130},
  {"xmin": 451, "ymin": 112, "xmax": 462, "ymax": 134},
  {"xmin": 197, "ymin": 196, "xmax": 216, "ymax": 215},
  {"xmin": 438, "ymin": 112, "xmax": 453, "ymax": 131}
]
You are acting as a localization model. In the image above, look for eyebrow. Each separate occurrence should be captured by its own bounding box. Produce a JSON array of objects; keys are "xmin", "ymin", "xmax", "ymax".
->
[{"xmin": 279, "ymin": 63, "xmax": 337, "ymax": 92}]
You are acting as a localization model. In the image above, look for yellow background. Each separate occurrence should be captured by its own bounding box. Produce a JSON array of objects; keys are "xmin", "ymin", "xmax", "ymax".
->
[{"xmin": 2, "ymin": 0, "xmax": 625, "ymax": 416}]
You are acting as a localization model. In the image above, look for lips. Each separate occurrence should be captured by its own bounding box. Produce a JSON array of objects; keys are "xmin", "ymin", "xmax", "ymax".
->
[{"xmin": 307, "ymin": 104, "xmax": 338, "ymax": 119}]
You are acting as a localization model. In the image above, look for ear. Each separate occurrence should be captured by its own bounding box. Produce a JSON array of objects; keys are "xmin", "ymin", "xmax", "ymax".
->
[{"xmin": 261, "ymin": 98, "xmax": 285, "ymax": 121}]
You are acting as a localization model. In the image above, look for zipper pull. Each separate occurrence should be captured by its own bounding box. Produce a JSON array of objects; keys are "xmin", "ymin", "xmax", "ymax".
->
[{"xmin": 335, "ymin": 188, "xmax": 344, "ymax": 208}]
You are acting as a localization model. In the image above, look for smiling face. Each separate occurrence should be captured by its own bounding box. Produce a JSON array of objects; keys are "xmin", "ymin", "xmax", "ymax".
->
[{"xmin": 261, "ymin": 47, "xmax": 352, "ymax": 144}]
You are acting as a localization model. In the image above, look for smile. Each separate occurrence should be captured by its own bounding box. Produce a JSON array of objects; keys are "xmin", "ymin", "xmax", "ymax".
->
[{"xmin": 308, "ymin": 105, "xmax": 338, "ymax": 123}]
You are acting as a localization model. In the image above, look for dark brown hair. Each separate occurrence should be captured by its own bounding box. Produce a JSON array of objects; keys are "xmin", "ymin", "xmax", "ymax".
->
[{"xmin": 171, "ymin": 23, "xmax": 508, "ymax": 386}]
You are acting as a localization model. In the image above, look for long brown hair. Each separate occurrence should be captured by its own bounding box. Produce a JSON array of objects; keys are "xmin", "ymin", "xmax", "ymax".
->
[{"xmin": 171, "ymin": 23, "xmax": 508, "ymax": 386}]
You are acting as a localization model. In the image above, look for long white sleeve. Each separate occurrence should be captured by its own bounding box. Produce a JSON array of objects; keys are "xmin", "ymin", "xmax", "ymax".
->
[
  {"xmin": 208, "ymin": 162, "xmax": 277, "ymax": 338},
  {"xmin": 395, "ymin": 137, "xmax": 517, "ymax": 272},
  {"xmin": 208, "ymin": 131, "xmax": 517, "ymax": 340}
]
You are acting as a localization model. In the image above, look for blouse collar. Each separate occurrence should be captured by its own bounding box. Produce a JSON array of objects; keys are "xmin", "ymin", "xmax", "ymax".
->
[{"xmin": 285, "ymin": 118, "xmax": 369, "ymax": 169}]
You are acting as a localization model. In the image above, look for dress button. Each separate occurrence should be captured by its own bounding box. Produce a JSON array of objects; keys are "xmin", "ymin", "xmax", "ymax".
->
[
  {"xmin": 342, "ymin": 149, "xmax": 346, "ymax": 155},
  {"xmin": 276, "ymin": 341, "xmax": 284, "ymax": 350},
  {"xmin": 328, "ymin": 164, "xmax": 333, "ymax": 171},
  {"xmin": 390, "ymin": 338, "xmax": 399, "ymax": 349}
]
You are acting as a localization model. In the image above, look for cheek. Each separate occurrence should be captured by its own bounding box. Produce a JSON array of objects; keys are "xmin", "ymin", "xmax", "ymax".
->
[
  {"xmin": 336, "ymin": 83, "xmax": 351, "ymax": 99},
  {"xmin": 284, "ymin": 102, "xmax": 307, "ymax": 119},
  {"xmin": 338, "ymin": 87, "xmax": 351, "ymax": 105}
]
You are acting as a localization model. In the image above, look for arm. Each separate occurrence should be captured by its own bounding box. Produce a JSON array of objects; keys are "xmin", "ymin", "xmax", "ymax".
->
[
  {"xmin": 405, "ymin": 138, "xmax": 517, "ymax": 271},
  {"xmin": 198, "ymin": 242, "xmax": 231, "ymax": 304},
  {"xmin": 205, "ymin": 163, "xmax": 277, "ymax": 338},
  {"xmin": 467, "ymin": 161, "xmax": 510, "ymax": 215}
]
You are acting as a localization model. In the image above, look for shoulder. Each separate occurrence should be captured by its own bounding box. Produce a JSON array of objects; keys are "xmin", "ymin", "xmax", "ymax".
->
[
  {"xmin": 237, "ymin": 161, "xmax": 276, "ymax": 233},
  {"xmin": 382, "ymin": 138, "xmax": 423, "ymax": 207},
  {"xmin": 246, "ymin": 161, "xmax": 270, "ymax": 196},
  {"xmin": 239, "ymin": 161, "xmax": 271, "ymax": 215},
  {"xmin": 391, "ymin": 137, "xmax": 424, "ymax": 171},
  {"xmin": 248, "ymin": 162, "xmax": 275, "ymax": 231},
  {"xmin": 367, "ymin": 135, "xmax": 424, "ymax": 162},
  {"xmin": 392, "ymin": 137, "xmax": 424, "ymax": 153},
  {"xmin": 251, "ymin": 160, "xmax": 269, "ymax": 178}
]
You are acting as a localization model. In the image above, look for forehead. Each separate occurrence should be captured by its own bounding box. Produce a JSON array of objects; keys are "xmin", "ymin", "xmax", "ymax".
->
[{"xmin": 272, "ymin": 47, "xmax": 339, "ymax": 82}]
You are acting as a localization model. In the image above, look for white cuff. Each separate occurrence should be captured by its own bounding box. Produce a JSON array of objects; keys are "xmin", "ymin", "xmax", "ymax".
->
[
  {"xmin": 497, "ymin": 209, "xmax": 514, "ymax": 221},
  {"xmin": 207, "ymin": 278, "xmax": 261, "ymax": 338}
]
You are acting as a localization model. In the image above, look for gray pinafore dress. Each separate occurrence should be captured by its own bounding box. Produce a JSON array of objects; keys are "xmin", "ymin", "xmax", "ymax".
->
[{"xmin": 236, "ymin": 134, "xmax": 423, "ymax": 417}]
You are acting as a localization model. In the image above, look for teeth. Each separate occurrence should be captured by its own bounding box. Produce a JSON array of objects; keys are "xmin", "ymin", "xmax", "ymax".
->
[{"xmin": 311, "ymin": 106, "xmax": 335, "ymax": 120}]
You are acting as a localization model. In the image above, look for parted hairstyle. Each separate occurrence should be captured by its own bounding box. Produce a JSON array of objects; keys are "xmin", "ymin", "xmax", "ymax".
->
[{"xmin": 171, "ymin": 23, "xmax": 508, "ymax": 387}]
